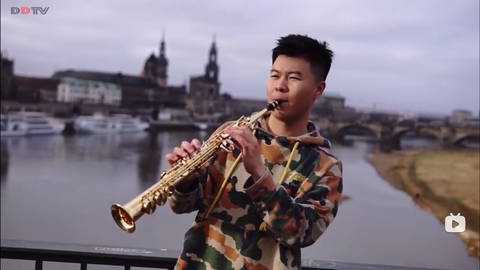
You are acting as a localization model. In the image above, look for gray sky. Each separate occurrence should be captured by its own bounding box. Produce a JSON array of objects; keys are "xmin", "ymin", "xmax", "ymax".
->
[{"xmin": 1, "ymin": 0, "xmax": 479, "ymax": 115}]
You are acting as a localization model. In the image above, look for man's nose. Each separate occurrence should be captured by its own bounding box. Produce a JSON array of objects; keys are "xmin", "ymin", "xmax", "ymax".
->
[{"xmin": 275, "ymin": 81, "xmax": 288, "ymax": 93}]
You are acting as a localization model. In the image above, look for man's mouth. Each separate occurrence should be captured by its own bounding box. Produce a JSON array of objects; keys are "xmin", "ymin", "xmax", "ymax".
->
[{"xmin": 275, "ymin": 99, "xmax": 288, "ymax": 109}]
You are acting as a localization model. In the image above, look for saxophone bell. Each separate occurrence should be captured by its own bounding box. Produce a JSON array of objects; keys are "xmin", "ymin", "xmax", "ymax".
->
[{"xmin": 110, "ymin": 204, "xmax": 138, "ymax": 233}]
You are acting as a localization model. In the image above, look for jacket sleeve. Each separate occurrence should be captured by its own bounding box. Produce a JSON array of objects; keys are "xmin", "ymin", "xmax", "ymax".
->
[
  {"xmin": 168, "ymin": 121, "xmax": 233, "ymax": 214},
  {"xmin": 168, "ymin": 173, "xmax": 207, "ymax": 214},
  {"xmin": 244, "ymin": 158, "xmax": 343, "ymax": 248}
]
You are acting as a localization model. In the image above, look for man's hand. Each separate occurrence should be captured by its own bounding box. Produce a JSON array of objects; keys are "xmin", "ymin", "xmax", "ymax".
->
[
  {"xmin": 224, "ymin": 126, "xmax": 267, "ymax": 181},
  {"xmin": 165, "ymin": 139, "xmax": 206, "ymax": 192}
]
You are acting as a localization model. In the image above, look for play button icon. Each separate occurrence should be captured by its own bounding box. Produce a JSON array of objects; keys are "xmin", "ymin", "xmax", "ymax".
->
[
  {"xmin": 445, "ymin": 213, "xmax": 466, "ymax": 233},
  {"xmin": 452, "ymin": 220, "xmax": 459, "ymax": 228}
]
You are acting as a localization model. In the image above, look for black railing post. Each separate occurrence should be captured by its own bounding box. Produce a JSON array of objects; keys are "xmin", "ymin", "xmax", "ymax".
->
[{"xmin": 34, "ymin": 260, "xmax": 43, "ymax": 270}]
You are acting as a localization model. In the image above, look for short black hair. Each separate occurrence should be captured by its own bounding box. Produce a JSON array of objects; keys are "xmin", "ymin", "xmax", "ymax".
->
[{"xmin": 272, "ymin": 34, "xmax": 334, "ymax": 82}]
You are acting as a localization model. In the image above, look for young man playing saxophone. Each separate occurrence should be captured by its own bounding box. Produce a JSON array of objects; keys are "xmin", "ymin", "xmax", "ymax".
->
[{"xmin": 166, "ymin": 34, "xmax": 343, "ymax": 270}]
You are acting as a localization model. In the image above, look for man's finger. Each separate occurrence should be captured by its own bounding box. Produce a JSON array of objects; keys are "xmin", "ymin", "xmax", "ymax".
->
[
  {"xmin": 181, "ymin": 141, "xmax": 195, "ymax": 154},
  {"xmin": 165, "ymin": 153, "xmax": 178, "ymax": 164},
  {"xmin": 191, "ymin": 139, "xmax": 201, "ymax": 150},
  {"xmin": 173, "ymin": 147, "xmax": 187, "ymax": 157},
  {"xmin": 229, "ymin": 132, "xmax": 248, "ymax": 149}
]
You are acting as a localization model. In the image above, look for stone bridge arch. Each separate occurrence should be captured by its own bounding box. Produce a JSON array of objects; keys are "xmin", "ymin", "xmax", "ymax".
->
[
  {"xmin": 451, "ymin": 129, "xmax": 480, "ymax": 145},
  {"xmin": 333, "ymin": 122, "xmax": 381, "ymax": 140},
  {"xmin": 391, "ymin": 126, "xmax": 444, "ymax": 143}
]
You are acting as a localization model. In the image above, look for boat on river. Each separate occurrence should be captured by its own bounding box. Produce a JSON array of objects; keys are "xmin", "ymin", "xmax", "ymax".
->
[
  {"xmin": 74, "ymin": 113, "xmax": 149, "ymax": 134},
  {"xmin": 1, "ymin": 112, "xmax": 65, "ymax": 137},
  {"xmin": 1, "ymin": 114, "xmax": 28, "ymax": 137}
]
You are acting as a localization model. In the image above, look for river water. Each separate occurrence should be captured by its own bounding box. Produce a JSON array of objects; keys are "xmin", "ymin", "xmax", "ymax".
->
[{"xmin": 1, "ymin": 132, "xmax": 478, "ymax": 270}]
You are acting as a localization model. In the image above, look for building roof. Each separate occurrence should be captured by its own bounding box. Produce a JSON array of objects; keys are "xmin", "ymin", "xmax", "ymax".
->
[
  {"xmin": 146, "ymin": 53, "xmax": 157, "ymax": 63},
  {"xmin": 52, "ymin": 69, "xmax": 156, "ymax": 88},
  {"xmin": 452, "ymin": 109, "xmax": 473, "ymax": 114},
  {"xmin": 13, "ymin": 75, "xmax": 60, "ymax": 90},
  {"xmin": 61, "ymin": 77, "xmax": 120, "ymax": 90}
]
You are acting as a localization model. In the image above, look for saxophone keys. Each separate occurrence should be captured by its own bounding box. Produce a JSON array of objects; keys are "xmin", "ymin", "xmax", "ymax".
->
[
  {"xmin": 142, "ymin": 199, "xmax": 156, "ymax": 215},
  {"xmin": 167, "ymin": 186, "xmax": 175, "ymax": 196},
  {"xmin": 153, "ymin": 191, "xmax": 165, "ymax": 206},
  {"xmin": 153, "ymin": 191, "xmax": 166, "ymax": 206},
  {"xmin": 162, "ymin": 186, "xmax": 174, "ymax": 196},
  {"xmin": 220, "ymin": 140, "xmax": 233, "ymax": 152}
]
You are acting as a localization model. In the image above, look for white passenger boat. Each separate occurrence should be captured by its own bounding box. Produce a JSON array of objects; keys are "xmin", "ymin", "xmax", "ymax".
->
[
  {"xmin": 1, "ymin": 114, "xmax": 28, "ymax": 137},
  {"xmin": 74, "ymin": 113, "xmax": 149, "ymax": 134},
  {"xmin": 193, "ymin": 123, "xmax": 209, "ymax": 131},
  {"xmin": 110, "ymin": 114, "xmax": 150, "ymax": 133},
  {"xmin": 1, "ymin": 112, "xmax": 65, "ymax": 136}
]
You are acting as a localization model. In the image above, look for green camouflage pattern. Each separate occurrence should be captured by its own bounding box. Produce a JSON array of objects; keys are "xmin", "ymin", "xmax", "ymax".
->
[{"xmin": 168, "ymin": 112, "xmax": 343, "ymax": 269}]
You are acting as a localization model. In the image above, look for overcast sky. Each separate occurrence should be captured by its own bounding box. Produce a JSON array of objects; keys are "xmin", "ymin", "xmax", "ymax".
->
[{"xmin": 1, "ymin": 0, "xmax": 479, "ymax": 115}]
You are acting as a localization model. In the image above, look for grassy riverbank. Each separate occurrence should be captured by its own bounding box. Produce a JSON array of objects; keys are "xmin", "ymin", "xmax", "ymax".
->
[{"xmin": 368, "ymin": 149, "xmax": 480, "ymax": 259}]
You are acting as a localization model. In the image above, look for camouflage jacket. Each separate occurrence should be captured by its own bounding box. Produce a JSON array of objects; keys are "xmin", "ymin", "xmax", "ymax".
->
[{"xmin": 169, "ymin": 113, "xmax": 343, "ymax": 270}]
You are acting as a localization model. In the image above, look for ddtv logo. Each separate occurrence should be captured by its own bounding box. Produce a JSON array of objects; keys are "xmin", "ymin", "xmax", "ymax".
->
[
  {"xmin": 10, "ymin": 7, "xmax": 49, "ymax": 15},
  {"xmin": 445, "ymin": 213, "xmax": 466, "ymax": 233}
]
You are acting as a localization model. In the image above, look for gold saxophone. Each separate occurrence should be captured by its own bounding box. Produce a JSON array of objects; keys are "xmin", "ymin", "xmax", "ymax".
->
[{"xmin": 110, "ymin": 100, "xmax": 282, "ymax": 233}]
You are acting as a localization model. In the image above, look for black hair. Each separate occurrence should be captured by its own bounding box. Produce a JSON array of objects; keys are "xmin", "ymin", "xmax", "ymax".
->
[{"xmin": 272, "ymin": 34, "xmax": 334, "ymax": 82}]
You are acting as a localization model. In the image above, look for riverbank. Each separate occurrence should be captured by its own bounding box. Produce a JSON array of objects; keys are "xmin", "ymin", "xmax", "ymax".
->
[{"xmin": 368, "ymin": 148, "xmax": 479, "ymax": 259}]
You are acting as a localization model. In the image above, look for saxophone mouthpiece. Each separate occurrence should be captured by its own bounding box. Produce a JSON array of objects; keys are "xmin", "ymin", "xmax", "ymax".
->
[{"xmin": 267, "ymin": 100, "xmax": 283, "ymax": 111}]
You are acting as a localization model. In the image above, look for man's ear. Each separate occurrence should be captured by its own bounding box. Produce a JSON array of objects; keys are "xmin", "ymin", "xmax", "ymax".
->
[{"xmin": 313, "ymin": 81, "xmax": 326, "ymax": 100}]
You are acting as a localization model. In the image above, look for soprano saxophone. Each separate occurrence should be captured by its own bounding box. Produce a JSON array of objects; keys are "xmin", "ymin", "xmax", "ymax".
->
[{"xmin": 110, "ymin": 100, "xmax": 282, "ymax": 233}]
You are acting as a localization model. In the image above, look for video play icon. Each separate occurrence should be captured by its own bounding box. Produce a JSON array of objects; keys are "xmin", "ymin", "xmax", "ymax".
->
[{"xmin": 445, "ymin": 213, "xmax": 466, "ymax": 233}]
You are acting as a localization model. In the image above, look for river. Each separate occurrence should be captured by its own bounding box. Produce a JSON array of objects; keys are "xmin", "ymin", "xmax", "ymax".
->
[{"xmin": 1, "ymin": 132, "xmax": 478, "ymax": 270}]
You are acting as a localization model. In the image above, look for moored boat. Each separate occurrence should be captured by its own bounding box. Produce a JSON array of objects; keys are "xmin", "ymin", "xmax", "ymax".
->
[
  {"xmin": 74, "ymin": 113, "xmax": 149, "ymax": 134},
  {"xmin": 0, "ymin": 114, "xmax": 28, "ymax": 137},
  {"xmin": 2, "ymin": 112, "xmax": 65, "ymax": 136},
  {"xmin": 110, "ymin": 114, "xmax": 150, "ymax": 133}
]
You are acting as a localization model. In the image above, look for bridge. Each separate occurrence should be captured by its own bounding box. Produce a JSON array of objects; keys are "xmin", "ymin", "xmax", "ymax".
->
[{"xmin": 314, "ymin": 119, "xmax": 480, "ymax": 147}]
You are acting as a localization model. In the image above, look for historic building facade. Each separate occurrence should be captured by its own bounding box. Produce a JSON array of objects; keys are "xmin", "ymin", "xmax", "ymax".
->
[
  {"xmin": 56, "ymin": 77, "xmax": 122, "ymax": 106},
  {"xmin": 53, "ymin": 35, "xmax": 186, "ymax": 109},
  {"xmin": 185, "ymin": 37, "xmax": 232, "ymax": 121},
  {"xmin": 312, "ymin": 92, "xmax": 356, "ymax": 121},
  {"xmin": 141, "ymin": 33, "xmax": 169, "ymax": 88},
  {"xmin": 5, "ymin": 33, "xmax": 359, "ymax": 122}
]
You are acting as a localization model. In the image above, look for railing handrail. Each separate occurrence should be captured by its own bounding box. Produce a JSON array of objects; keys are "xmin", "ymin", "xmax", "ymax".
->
[{"xmin": 0, "ymin": 238, "xmax": 447, "ymax": 270}]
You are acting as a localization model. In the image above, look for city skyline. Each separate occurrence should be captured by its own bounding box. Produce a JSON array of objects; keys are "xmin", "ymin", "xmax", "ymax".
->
[{"xmin": 1, "ymin": 0, "xmax": 478, "ymax": 115}]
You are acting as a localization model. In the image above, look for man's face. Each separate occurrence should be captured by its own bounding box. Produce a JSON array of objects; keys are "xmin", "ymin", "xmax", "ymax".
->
[{"xmin": 266, "ymin": 55, "xmax": 325, "ymax": 121}]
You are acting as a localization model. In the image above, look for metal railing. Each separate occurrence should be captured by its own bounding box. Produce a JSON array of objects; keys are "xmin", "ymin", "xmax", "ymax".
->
[{"xmin": 1, "ymin": 239, "xmax": 446, "ymax": 270}]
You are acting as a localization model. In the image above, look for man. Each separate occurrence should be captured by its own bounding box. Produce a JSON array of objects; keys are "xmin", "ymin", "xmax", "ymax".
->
[{"xmin": 166, "ymin": 34, "xmax": 343, "ymax": 270}]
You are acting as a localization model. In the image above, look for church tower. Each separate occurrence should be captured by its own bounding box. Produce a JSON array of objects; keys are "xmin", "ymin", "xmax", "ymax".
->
[
  {"xmin": 204, "ymin": 35, "xmax": 219, "ymax": 83},
  {"xmin": 156, "ymin": 31, "xmax": 168, "ymax": 87}
]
